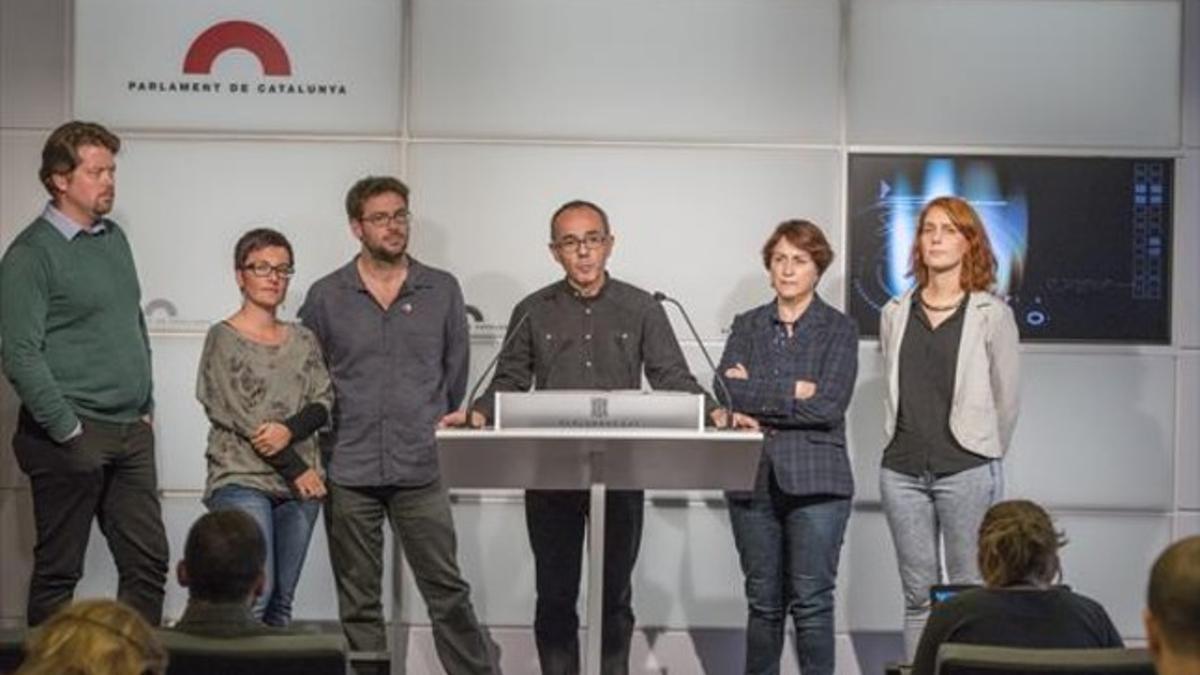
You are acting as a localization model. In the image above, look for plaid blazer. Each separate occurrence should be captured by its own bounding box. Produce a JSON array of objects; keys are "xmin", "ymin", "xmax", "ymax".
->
[{"xmin": 716, "ymin": 295, "xmax": 858, "ymax": 498}]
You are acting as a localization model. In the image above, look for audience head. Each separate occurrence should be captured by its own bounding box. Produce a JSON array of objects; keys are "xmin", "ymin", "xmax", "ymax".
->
[
  {"xmin": 977, "ymin": 499, "xmax": 1066, "ymax": 588},
  {"xmin": 177, "ymin": 509, "xmax": 266, "ymax": 604},
  {"xmin": 1144, "ymin": 536, "xmax": 1200, "ymax": 671},
  {"xmin": 910, "ymin": 195, "xmax": 997, "ymax": 292},
  {"xmin": 17, "ymin": 598, "xmax": 166, "ymax": 675}
]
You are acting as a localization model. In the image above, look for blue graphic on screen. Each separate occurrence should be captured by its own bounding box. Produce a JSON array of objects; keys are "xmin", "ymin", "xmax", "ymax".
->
[
  {"xmin": 848, "ymin": 154, "xmax": 1172, "ymax": 343},
  {"xmin": 878, "ymin": 158, "xmax": 1028, "ymax": 299}
]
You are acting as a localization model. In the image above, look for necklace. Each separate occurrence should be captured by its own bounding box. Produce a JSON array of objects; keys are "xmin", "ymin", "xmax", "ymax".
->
[{"xmin": 919, "ymin": 292, "xmax": 965, "ymax": 312}]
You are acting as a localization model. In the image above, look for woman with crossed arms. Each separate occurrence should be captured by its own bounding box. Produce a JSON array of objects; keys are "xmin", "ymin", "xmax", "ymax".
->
[{"xmin": 716, "ymin": 220, "xmax": 859, "ymax": 675}]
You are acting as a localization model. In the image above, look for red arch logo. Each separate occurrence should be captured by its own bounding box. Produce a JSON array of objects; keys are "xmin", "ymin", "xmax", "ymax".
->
[{"xmin": 182, "ymin": 20, "xmax": 291, "ymax": 76}]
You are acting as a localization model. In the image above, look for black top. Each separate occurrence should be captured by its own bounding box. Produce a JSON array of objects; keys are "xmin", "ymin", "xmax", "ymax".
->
[
  {"xmin": 883, "ymin": 294, "xmax": 988, "ymax": 477},
  {"xmin": 474, "ymin": 275, "xmax": 715, "ymax": 419},
  {"xmin": 911, "ymin": 587, "xmax": 1124, "ymax": 675}
]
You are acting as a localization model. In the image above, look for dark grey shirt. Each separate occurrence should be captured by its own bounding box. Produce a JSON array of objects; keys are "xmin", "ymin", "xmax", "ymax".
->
[
  {"xmin": 474, "ymin": 276, "xmax": 716, "ymax": 419},
  {"xmin": 883, "ymin": 294, "xmax": 987, "ymax": 477},
  {"xmin": 299, "ymin": 257, "xmax": 468, "ymax": 487}
]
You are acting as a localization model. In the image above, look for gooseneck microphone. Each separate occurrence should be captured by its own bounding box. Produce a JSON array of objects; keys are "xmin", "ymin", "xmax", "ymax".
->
[
  {"xmin": 463, "ymin": 310, "xmax": 531, "ymax": 425},
  {"xmin": 653, "ymin": 291, "xmax": 737, "ymax": 428}
]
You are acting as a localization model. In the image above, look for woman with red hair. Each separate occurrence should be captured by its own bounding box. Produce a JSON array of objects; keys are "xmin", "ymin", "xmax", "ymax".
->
[{"xmin": 878, "ymin": 196, "xmax": 1021, "ymax": 658}]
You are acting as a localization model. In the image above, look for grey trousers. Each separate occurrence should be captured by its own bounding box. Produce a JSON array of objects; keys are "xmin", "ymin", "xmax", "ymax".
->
[
  {"xmin": 879, "ymin": 461, "xmax": 1004, "ymax": 659},
  {"xmin": 325, "ymin": 479, "xmax": 495, "ymax": 674}
]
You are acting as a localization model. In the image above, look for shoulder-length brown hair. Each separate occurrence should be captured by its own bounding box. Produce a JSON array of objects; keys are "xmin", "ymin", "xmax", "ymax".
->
[{"xmin": 909, "ymin": 196, "xmax": 997, "ymax": 292}]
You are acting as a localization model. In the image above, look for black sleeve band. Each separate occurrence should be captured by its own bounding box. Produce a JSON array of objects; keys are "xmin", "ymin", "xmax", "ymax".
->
[
  {"xmin": 282, "ymin": 403, "xmax": 328, "ymax": 444},
  {"xmin": 263, "ymin": 447, "xmax": 309, "ymax": 482}
]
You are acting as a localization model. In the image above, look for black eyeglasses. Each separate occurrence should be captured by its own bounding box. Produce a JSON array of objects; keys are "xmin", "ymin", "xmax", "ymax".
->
[
  {"xmin": 553, "ymin": 232, "xmax": 609, "ymax": 252},
  {"xmin": 361, "ymin": 209, "xmax": 412, "ymax": 228},
  {"xmin": 242, "ymin": 262, "xmax": 295, "ymax": 279}
]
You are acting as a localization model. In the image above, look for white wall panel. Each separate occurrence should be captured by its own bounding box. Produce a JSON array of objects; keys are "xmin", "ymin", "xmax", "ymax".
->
[
  {"xmin": 1185, "ymin": 0, "xmax": 1200, "ymax": 147},
  {"xmin": 634, "ymin": 500, "xmax": 747, "ymax": 629},
  {"xmin": 1054, "ymin": 513, "xmax": 1171, "ymax": 638},
  {"xmin": 409, "ymin": 142, "xmax": 841, "ymax": 340},
  {"xmin": 848, "ymin": 346, "xmax": 887, "ymax": 505},
  {"xmin": 109, "ymin": 138, "xmax": 398, "ymax": 325},
  {"xmin": 0, "ymin": 379, "xmax": 18, "ymax": 492},
  {"xmin": 1178, "ymin": 153, "xmax": 1200, "ymax": 348},
  {"xmin": 74, "ymin": 1, "xmax": 403, "ymax": 134},
  {"xmin": 1007, "ymin": 353, "xmax": 1174, "ymax": 511},
  {"xmin": 0, "ymin": 488, "xmax": 34, "ymax": 622},
  {"xmin": 0, "ymin": 0, "xmax": 69, "ymax": 128},
  {"xmin": 410, "ymin": 0, "xmax": 840, "ymax": 143},
  {"xmin": 844, "ymin": 508, "xmax": 904, "ymax": 632},
  {"xmin": 847, "ymin": 0, "xmax": 1182, "ymax": 147},
  {"xmin": 0, "ymin": 131, "xmax": 50, "ymax": 254},
  {"xmin": 1179, "ymin": 353, "xmax": 1200, "ymax": 509},
  {"xmin": 151, "ymin": 335, "xmax": 208, "ymax": 491},
  {"xmin": 1178, "ymin": 512, "xmax": 1200, "ymax": 538}
]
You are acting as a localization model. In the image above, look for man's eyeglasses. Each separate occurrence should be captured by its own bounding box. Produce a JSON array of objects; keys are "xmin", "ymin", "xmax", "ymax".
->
[
  {"xmin": 361, "ymin": 210, "xmax": 412, "ymax": 228},
  {"xmin": 242, "ymin": 262, "xmax": 295, "ymax": 279},
  {"xmin": 553, "ymin": 232, "xmax": 609, "ymax": 252}
]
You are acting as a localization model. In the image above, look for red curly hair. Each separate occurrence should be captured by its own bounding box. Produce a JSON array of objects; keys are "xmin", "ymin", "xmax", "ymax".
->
[{"xmin": 909, "ymin": 196, "xmax": 997, "ymax": 292}]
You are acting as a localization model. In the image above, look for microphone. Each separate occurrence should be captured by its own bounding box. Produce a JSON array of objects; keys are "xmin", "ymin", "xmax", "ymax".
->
[
  {"xmin": 463, "ymin": 309, "xmax": 531, "ymax": 426},
  {"xmin": 653, "ymin": 291, "xmax": 736, "ymax": 429}
]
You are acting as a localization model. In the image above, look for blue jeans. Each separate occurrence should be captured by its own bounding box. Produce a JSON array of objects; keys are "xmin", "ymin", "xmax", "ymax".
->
[
  {"xmin": 727, "ymin": 468, "xmax": 851, "ymax": 675},
  {"xmin": 879, "ymin": 461, "xmax": 1003, "ymax": 658},
  {"xmin": 206, "ymin": 484, "xmax": 320, "ymax": 627}
]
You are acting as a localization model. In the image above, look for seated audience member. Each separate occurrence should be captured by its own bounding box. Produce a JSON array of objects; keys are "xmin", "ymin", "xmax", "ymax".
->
[
  {"xmin": 1144, "ymin": 536, "xmax": 1200, "ymax": 675},
  {"xmin": 911, "ymin": 499, "xmax": 1122, "ymax": 675},
  {"xmin": 174, "ymin": 509, "xmax": 288, "ymax": 637},
  {"xmin": 16, "ymin": 598, "xmax": 167, "ymax": 675}
]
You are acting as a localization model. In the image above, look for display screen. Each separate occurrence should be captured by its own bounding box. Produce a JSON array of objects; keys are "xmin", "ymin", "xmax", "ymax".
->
[{"xmin": 847, "ymin": 154, "xmax": 1172, "ymax": 343}]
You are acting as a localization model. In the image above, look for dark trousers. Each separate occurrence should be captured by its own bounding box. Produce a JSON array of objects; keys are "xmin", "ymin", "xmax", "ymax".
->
[
  {"xmin": 525, "ymin": 489, "xmax": 644, "ymax": 675},
  {"xmin": 325, "ymin": 480, "xmax": 495, "ymax": 675},
  {"xmin": 12, "ymin": 408, "xmax": 169, "ymax": 626}
]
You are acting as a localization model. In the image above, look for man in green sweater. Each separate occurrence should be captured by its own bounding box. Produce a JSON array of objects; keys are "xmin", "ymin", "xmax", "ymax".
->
[{"xmin": 0, "ymin": 121, "xmax": 168, "ymax": 626}]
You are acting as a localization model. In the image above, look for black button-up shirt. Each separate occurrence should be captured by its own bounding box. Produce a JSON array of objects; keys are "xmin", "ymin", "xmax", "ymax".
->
[
  {"xmin": 474, "ymin": 276, "xmax": 715, "ymax": 419},
  {"xmin": 883, "ymin": 294, "xmax": 987, "ymax": 477},
  {"xmin": 299, "ymin": 257, "xmax": 468, "ymax": 487}
]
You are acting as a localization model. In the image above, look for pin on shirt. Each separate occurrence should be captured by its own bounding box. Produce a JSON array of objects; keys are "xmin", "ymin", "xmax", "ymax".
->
[{"xmin": 401, "ymin": 302, "xmax": 413, "ymax": 315}]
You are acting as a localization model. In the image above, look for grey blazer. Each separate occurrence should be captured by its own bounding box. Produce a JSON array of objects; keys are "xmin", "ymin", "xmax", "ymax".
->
[{"xmin": 880, "ymin": 288, "xmax": 1020, "ymax": 459}]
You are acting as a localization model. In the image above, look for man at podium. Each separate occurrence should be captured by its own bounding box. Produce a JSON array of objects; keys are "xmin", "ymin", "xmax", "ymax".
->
[{"xmin": 447, "ymin": 199, "xmax": 724, "ymax": 675}]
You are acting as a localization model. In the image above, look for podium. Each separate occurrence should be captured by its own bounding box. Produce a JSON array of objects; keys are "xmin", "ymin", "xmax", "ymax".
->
[{"xmin": 436, "ymin": 391, "xmax": 762, "ymax": 675}]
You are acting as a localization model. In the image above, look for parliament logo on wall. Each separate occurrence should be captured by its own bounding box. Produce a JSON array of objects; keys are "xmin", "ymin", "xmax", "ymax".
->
[{"xmin": 74, "ymin": 1, "xmax": 402, "ymax": 134}]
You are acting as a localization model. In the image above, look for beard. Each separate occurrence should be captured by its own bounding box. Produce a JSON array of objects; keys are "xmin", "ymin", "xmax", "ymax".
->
[
  {"xmin": 93, "ymin": 196, "xmax": 114, "ymax": 216},
  {"xmin": 363, "ymin": 238, "xmax": 407, "ymax": 264}
]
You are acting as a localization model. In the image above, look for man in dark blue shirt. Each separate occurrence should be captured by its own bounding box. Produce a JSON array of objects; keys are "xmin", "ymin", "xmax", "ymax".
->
[{"xmin": 300, "ymin": 176, "xmax": 493, "ymax": 675}]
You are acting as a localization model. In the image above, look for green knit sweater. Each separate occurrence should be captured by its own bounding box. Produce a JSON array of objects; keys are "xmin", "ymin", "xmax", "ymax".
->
[{"xmin": 0, "ymin": 217, "xmax": 153, "ymax": 441}]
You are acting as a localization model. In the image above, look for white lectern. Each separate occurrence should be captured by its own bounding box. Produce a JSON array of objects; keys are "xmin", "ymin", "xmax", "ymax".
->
[{"xmin": 436, "ymin": 391, "xmax": 762, "ymax": 675}]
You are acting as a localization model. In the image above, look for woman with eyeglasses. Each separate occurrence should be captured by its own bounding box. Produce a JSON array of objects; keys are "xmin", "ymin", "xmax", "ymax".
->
[
  {"xmin": 878, "ymin": 196, "xmax": 1020, "ymax": 657},
  {"xmin": 195, "ymin": 227, "xmax": 333, "ymax": 627},
  {"xmin": 716, "ymin": 220, "xmax": 858, "ymax": 675}
]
